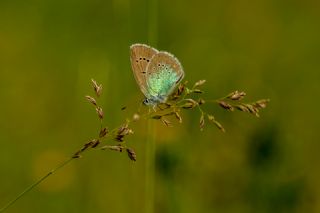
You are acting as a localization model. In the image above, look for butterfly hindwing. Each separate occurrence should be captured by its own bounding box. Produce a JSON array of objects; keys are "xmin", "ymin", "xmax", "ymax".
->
[
  {"xmin": 130, "ymin": 44, "xmax": 158, "ymax": 97},
  {"xmin": 145, "ymin": 51, "xmax": 184, "ymax": 99}
]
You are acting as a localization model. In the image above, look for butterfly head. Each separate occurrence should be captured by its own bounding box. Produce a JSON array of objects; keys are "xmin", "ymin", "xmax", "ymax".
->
[
  {"xmin": 143, "ymin": 95, "xmax": 166, "ymax": 106},
  {"xmin": 143, "ymin": 98, "xmax": 155, "ymax": 106}
]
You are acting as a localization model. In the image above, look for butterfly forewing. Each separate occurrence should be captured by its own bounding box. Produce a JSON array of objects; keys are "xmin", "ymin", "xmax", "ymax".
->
[{"xmin": 130, "ymin": 44, "xmax": 158, "ymax": 96}]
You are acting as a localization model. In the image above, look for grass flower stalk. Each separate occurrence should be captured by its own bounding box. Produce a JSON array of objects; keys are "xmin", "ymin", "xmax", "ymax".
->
[{"xmin": 0, "ymin": 78, "xmax": 269, "ymax": 212}]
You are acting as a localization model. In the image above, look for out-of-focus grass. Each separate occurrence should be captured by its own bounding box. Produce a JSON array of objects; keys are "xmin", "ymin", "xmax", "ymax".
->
[{"xmin": 0, "ymin": 0, "xmax": 319, "ymax": 212}]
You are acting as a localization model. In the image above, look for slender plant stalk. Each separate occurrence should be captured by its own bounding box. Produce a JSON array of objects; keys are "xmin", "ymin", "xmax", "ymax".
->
[
  {"xmin": 147, "ymin": 0, "xmax": 158, "ymax": 47},
  {"xmin": 145, "ymin": 0, "xmax": 158, "ymax": 212},
  {"xmin": 0, "ymin": 157, "xmax": 74, "ymax": 212},
  {"xmin": 145, "ymin": 118, "xmax": 156, "ymax": 213}
]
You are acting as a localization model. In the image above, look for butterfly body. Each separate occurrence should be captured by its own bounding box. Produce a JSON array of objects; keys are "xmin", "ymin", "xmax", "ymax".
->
[{"xmin": 130, "ymin": 44, "xmax": 184, "ymax": 105}]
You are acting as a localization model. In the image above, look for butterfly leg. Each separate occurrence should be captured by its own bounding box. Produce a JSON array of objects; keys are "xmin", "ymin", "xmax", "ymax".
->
[{"xmin": 152, "ymin": 105, "xmax": 157, "ymax": 112}]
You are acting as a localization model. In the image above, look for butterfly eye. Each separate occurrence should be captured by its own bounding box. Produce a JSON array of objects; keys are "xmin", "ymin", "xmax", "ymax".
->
[{"xmin": 143, "ymin": 99, "xmax": 150, "ymax": 105}]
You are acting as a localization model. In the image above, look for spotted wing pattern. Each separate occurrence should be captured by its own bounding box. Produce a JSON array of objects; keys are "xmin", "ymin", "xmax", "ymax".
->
[
  {"xmin": 145, "ymin": 51, "xmax": 184, "ymax": 99},
  {"xmin": 130, "ymin": 44, "xmax": 158, "ymax": 97}
]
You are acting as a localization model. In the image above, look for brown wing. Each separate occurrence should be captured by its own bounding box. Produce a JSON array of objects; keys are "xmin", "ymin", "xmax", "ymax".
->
[{"xmin": 130, "ymin": 44, "xmax": 158, "ymax": 96}]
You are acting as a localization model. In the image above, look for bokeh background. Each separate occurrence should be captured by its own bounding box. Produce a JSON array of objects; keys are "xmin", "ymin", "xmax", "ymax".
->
[{"xmin": 1, "ymin": 0, "xmax": 319, "ymax": 212}]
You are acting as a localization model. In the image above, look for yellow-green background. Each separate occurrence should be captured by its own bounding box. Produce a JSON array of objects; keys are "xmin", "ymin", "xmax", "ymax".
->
[{"xmin": 0, "ymin": 0, "xmax": 319, "ymax": 212}]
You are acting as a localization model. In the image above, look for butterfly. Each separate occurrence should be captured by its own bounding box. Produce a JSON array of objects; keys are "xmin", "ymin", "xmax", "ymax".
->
[{"xmin": 130, "ymin": 44, "xmax": 184, "ymax": 105}]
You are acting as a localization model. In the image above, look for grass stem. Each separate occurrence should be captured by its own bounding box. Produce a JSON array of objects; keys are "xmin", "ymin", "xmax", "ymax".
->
[
  {"xmin": 145, "ymin": 117, "xmax": 156, "ymax": 213},
  {"xmin": 145, "ymin": 0, "xmax": 158, "ymax": 211},
  {"xmin": 0, "ymin": 157, "xmax": 74, "ymax": 212}
]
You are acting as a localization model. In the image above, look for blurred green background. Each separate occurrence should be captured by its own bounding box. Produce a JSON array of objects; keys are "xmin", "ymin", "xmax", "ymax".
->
[{"xmin": 1, "ymin": 0, "xmax": 319, "ymax": 212}]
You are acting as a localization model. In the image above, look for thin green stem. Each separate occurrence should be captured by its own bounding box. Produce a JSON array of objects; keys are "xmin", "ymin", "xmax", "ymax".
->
[
  {"xmin": 145, "ymin": 113, "xmax": 156, "ymax": 213},
  {"xmin": 0, "ymin": 157, "xmax": 74, "ymax": 213},
  {"xmin": 147, "ymin": 0, "xmax": 158, "ymax": 47},
  {"xmin": 145, "ymin": 0, "xmax": 158, "ymax": 209}
]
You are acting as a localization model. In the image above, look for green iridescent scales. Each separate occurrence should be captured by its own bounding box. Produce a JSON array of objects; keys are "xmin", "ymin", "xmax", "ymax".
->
[{"xmin": 146, "ymin": 66, "xmax": 179, "ymax": 98}]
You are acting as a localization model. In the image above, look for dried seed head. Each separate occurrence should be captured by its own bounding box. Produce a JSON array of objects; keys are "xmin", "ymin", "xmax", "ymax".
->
[
  {"xmin": 174, "ymin": 111, "xmax": 182, "ymax": 123},
  {"xmin": 244, "ymin": 104, "xmax": 259, "ymax": 117},
  {"xmin": 218, "ymin": 101, "xmax": 234, "ymax": 111},
  {"xmin": 235, "ymin": 103, "xmax": 261, "ymax": 117},
  {"xmin": 101, "ymin": 145, "xmax": 124, "ymax": 152},
  {"xmin": 72, "ymin": 153, "xmax": 82, "ymax": 158},
  {"xmin": 91, "ymin": 79, "xmax": 102, "ymax": 97},
  {"xmin": 170, "ymin": 94, "xmax": 179, "ymax": 101},
  {"xmin": 177, "ymin": 83, "xmax": 185, "ymax": 95},
  {"xmin": 185, "ymin": 88, "xmax": 192, "ymax": 95},
  {"xmin": 170, "ymin": 82, "xmax": 187, "ymax": 100},
  {"xmin": 118, "ymin": 126, "xmax": 133, "ymax": 136},
  {"xmin": 214, "ymin": 120, "xmax": 225, "ymax": 132},
  {"xmin": 181, "ymin": 102, "xmax": 195, "ymax": 109},
  {"xmin": 115, "ymin": 135, "xmax": 125, "ymax": 142},
  {"xmin": 115, "ymin": 123, "xmax": 133, "ymax": 142},
  {"xmin": 228, "ymin": 91, "xmax": 246, "ymax": 101},
  {"xmin": 73, "ymin": 139, "xmax": 98, "ymax": 158},
  {"xmin": 199, "ymin": 113, "xmax": 205, "ymax": 131},
  {"xmin": 207, "ymin": 114, "xmax": 215, "ymax": 122},
  {"xmin": 133, "ymin": 113, "xmax": 140, "ymax": 121},
  {"xmin": 198, "ymin": 98, "xmax": 205, "ymax": 105},
  {"xmin": 235, "ymin": 104, "xmax": 249, "ymax": 112},
  {"xmin": 185, "ymin": 98, "xmax": 198, "ymax": 105},
  {"xmin": 127, "ymin": 129, "xmax": 134, "ymax": 134},
  {"xmin": 117, "ymin": 123, "xmax": 128, "ymax": 135},
  {"xmin": 126, "ymin": 148, "xmax": 137, "ymax": 161},
  {"xmin": 151, "ymin": 115, "xmax": 162, "ymax": 119},
  {"xmin": 91, "ymin": 139, "xmax": 100, "ymax": 148},
  {"xmin": 157, "ymin": 103, "xmax": 171, "ymax": 110},
  {"xmin": 194, "ymin": 80, "xmax": 206, "ymax": 88},
  {"xmin": 99, "ymin": 127, "xmax": 109, "ymax": 138},
  {"xmin": 193, "ymin": 89, "xmax": 203, "ymax": 94},
  {"xmin": 95, "ymin": 107, "xmax": 104, "ymax": 119},
  {"xmin": 85, "ymin": 95, "xmax": 97, "ymax": 106},
  {"xmin": 207, "ymin": 114, "xmax": 225, "ymax": 132},
  {"xmin": 182, "ymin": 99, "xmax": 198, "ymax": 109},
  {"xmin": 81, "ymin": 140, "xmax": 95, "ymax": 151},
  {"xmin": 161, "ymin": 118, "xmax": 172, "ymax": 127},
  {"xmin": 253, "ymin": 99, "xmax": 270, "ymax": 109}
]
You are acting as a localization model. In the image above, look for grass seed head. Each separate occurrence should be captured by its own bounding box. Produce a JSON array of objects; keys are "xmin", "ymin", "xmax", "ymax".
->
[
  {"xmin": 228, "ymin": 91, "xmax": 246, "ymax": 100},
  {"xmin": 95, "ymin": 107, "xmax": 104, "ymax": 119},
  {"xmin": 199, "ymin": 113, "xmax": 205, "ymax": 131},
  {"xmin": 91, "ymin": 79, "xmax": 102, "ymax": 97},
  {"xmin": 126, "ymin": 148, "xmax": 137, "ymax": 161},
  {"xmin": 85, "ymin": 95, "xmax": 97, "ymax": 106},
  {"xmin": 193, "ymin": 79, "xmax": 206, "ymax": 88},
  {"xmin": 218, "ymin": 101, "xmax": 234, "ymax": 111},
  {"xmin": 99, "ymin": 127, "xmax": 109, "ymax": 138}
]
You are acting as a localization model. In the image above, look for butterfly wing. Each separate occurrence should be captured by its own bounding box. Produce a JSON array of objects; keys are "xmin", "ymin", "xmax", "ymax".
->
[
  {"xmin": 130, "ymin": 44, "xmax": 158, "ymax": 97},
  {"xmin": 145, "ymin": 51, "xmax": 184, "ymax": 99}
]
